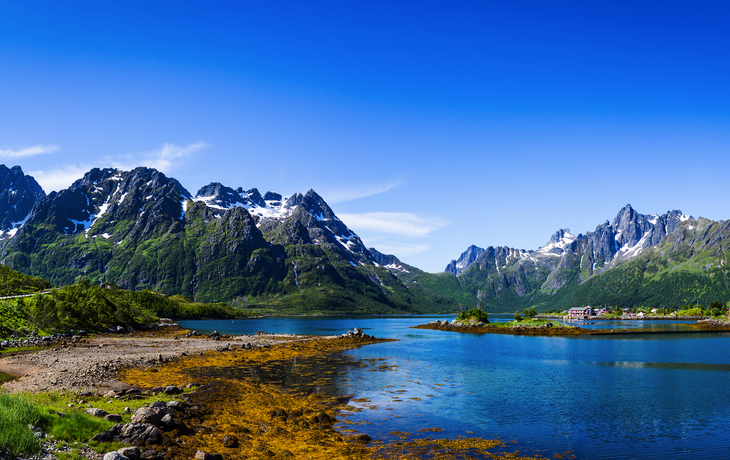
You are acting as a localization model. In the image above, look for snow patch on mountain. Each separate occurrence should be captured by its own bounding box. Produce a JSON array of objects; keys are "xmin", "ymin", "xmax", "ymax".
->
[
  {"xmin": 386, "ymin": 263, "xmax": 410, "ymax": 274},
  {"xmin": 615, "ymin": 230, "xmax": 652, "ymax": 260},
  {"xmin": 193, "ymin": 192, "xmax": 291, "ymax": 219},
  {"xmin": 537, "ymin": 229, "xmax": 576, "ymax": 255}
]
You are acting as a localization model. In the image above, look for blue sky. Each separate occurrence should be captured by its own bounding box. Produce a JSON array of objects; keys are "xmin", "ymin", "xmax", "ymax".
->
[{"xmin": 1, "ymin": 1, "xmax": 729, "ymax": 272}]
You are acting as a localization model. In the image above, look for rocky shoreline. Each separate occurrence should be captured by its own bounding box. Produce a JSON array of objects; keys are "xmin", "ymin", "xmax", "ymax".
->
[
  {"xmin": 1, "ymin": 326, "xmax": 555, "ymax": 460},
  {"xmin": 0, "ymin": 326, "xmax": 390, "ymax": 460},
  {"xmin": 0, "ymin": 327, "xmax": 307, "ymax": 393}
]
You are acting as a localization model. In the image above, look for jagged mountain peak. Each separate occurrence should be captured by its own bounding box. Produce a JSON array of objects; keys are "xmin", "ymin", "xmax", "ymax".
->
[
  {"xmin": 194, "ymin": 182, "xmax": 289, "ymax": 219},
  {"xmin": 535, "ymin": 229, "xmax": 577, "ymax": 258},
  {"xmin": 193, "ymin": 183, "xmax": 366, "ymax": 259},
  {"xmin": 70, "ymin": 167, "xmax": 191, "ymax": 198},
  {"xmin": 445, "ymin": 244, "xmax": 486, "ymax": 275},
  {"xmin": 446, "ymin": 205, "xmax": 701, "ymax": 293},
  {"xmin": 287, "ymin": 189, "xmax": 337, "ymax": 221},
  {"xmin": 0, "ymin": 165, "xmax": 45, "ymax": 236},
  {"xmin": 28, "ymin": 166, "xmax": 192, "ymax": 240}
]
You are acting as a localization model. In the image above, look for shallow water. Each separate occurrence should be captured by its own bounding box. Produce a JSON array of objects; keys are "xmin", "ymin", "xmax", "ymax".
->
[
  {"xmin": 0, "ymin": 370, "xmax": 16, "ymax": 385},
  {"xmin": 180, "ymin": 315, "xmax": 730, "ymax": 459}
]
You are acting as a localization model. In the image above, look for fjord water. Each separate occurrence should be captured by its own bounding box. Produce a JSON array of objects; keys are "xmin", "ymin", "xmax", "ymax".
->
[{"xmin": 180, "ymin": 316, "xmax": 730, "ymax": 459}]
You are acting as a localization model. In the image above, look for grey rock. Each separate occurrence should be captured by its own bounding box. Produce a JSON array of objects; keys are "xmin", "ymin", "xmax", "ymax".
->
[
  {"xmin": 163, "ymin": 385, "xmax": 182, "ymax": 395},
  {"xmin": 117, "ymin": 447, "xmax": 140, "ymax": 460},
  {"xmin": 85, "ymin": 408, "xmax": 108, "ymax": 417},
  {"xmin": 103, "ymin": 452, "xmax": 128, "ymax": 460},
  {"xmin": 166, "ymin": 400, "xmax": 184, "ymax": 409},
  {"xmin": 160, "ymin": 413, "xmax": 175, "ymax": 428},
  {"xmin": 131, "ymin": 407, "xmax": 162, "ymax": 426}
]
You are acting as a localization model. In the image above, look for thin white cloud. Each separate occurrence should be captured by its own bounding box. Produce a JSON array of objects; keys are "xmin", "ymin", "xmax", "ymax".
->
[
  {"xmin": 369, "ymin": 242, "xmax": 431, "ymax": 256},
  {"xmin": 110, "ymin": 141, "xmax": 209, "ymax": 172},
  {"xmin": 339, "ymin": 212, "xmax": 450, "ymax": 237},
  {"xmin": 322, "ymin": 180, "xmax": 401, "ymax": 204},
  {"xmin": 29, "ymin": 164, "xmax": 91, "ymax": 193},
  {"xmin": 0, "ymin": 145, "xmax": 59, "ymax": 158},
  {"xmin": 29, "ymin": 141, "xmax": 209, "ymax": 193}
]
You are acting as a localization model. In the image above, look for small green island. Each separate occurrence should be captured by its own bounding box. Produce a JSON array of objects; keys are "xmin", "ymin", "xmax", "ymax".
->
[
  {"xmin": 413, "ymin": 307, "xmax": 730, "ymax": 336},
  {"xmin": 413, "ymin": 308, "xmax": 588, "ymax": 336}
]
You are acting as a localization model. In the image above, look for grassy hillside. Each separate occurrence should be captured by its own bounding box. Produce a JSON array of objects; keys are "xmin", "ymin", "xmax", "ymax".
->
[{"xmin": 0, "ymin": 268, "xmax": 252, "ymax": 337}]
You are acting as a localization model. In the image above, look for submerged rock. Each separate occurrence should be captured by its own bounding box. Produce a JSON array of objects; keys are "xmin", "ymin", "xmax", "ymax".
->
[{"xmin": 223, "ymin": 434, "xmax": 239, "ymax": 448}]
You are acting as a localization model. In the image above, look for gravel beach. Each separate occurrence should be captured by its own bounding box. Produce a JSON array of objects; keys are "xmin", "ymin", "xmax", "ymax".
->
[{"xmin": 0, "ymin": 332, "xmax": 321, "ymax": 393}]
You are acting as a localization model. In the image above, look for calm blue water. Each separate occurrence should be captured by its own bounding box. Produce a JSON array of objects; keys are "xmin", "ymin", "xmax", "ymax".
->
[{"xmin": 179, "ymin": 315, "xmax": 730, "ymax": 459}]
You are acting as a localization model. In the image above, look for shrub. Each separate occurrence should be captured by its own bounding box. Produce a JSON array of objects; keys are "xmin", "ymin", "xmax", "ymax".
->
[
  {"xmin": 457, "ymin": 307, "xmax": 489, "ymax": 323},
  {"xmin": 676, "ymin": 307, "xmax": 704, "ymax": 317}
]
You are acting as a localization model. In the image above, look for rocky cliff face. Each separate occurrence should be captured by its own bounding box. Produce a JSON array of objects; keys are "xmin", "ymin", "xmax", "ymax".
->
[
  {"xmin": 445, "ymin": 245, "xmax": 486, "ymax": 275},
  {"xmin": 0, "ymin": 165, "xmax": 45, "ymax": 236}
]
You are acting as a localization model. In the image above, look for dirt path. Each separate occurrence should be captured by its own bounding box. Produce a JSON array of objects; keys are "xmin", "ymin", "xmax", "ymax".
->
[{"xmin": 0, "ymin": 333, "xmax": 323, "ymax": 393}]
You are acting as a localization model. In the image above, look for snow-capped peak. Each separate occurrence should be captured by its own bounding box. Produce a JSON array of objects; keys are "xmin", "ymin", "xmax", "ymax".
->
[
  {"xmin": 193, "ymin": 184, "xmax": 291, "ymax": 219},
  {"xmin": 538, "ymin": 229, "xmax": 576, "ymax": 254}
]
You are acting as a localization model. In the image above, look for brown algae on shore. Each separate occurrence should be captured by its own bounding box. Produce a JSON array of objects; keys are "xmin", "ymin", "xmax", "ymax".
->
[{"xmin": 120, "ymin": 335, "xmax": 556, "ymax": 459}]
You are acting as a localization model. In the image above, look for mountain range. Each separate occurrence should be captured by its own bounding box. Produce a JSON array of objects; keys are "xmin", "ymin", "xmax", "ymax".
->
[
  {"xmin": 0, "ymin": 164, "xmax": 728, "ymax": 314},
  {"xmin": 0, "ymin": 165, "xmax": 457, "ymax": 314},
  {"xmin": 435, "ymin": 205, "xmax": 730, "ymax": 311}
]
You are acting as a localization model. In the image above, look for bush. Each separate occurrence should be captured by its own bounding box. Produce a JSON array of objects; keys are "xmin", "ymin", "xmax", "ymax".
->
[
  {"xmin": 676, "ymin": 307, "xmax": 704, "ymax": 317},
  {"xmin": 457, "ymin": 307, "xmax": 489, "ymax": 323}
]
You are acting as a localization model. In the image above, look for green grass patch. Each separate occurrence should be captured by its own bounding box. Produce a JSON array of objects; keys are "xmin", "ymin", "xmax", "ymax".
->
[
  {"xmin": 0, "ymin": 393, "xmax": 45, "ymax": 456},
  {"xmin": 44, "ymin": 412, "xmax": 115, "ymax": 443}
]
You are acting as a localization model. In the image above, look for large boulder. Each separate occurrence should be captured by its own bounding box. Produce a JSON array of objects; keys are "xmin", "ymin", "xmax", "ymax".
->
[{"xmin": 131, "ymin": 407, "xmax": 162, "ymax": 426}]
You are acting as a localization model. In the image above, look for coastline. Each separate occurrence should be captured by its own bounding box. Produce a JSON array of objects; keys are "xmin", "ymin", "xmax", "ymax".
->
[{"xmin": 0, "ymin": 327, "xmax": 551, "ymax": 460}]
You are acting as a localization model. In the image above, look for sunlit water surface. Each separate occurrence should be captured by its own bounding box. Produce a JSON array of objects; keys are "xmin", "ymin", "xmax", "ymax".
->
[{"xmin": 179, "ymin": 315, "xmax": 730, "ymax": 459}]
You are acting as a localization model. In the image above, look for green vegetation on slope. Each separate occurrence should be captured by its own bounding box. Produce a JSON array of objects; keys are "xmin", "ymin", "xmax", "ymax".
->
[
  {"xmin": 0, "ymin": 265, "xmax": 251, "ymax": 336},
  {"xmin": 0, "ymin": 263, "xmax": 50, "ymax": 296}
]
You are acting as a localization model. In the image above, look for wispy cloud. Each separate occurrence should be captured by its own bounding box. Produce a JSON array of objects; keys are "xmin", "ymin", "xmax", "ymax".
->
[
  {"xmin": 110, "ymin": 141, "xmax": 209, "ymax": 172},
  {"xmin": 29, "ymin": 141, "xmax": 209, "ymax": 193},
  {"xmin": 338, "ymin": 212, "xmax": 450, "ymax": 237},
  {"xmin": 321, "ymin": 180, "xmax": 401, "ymax": 204},
  {"xmin": 29, "ymin": 164, "xmax": 91, "ymax": 193},
  {"xmin": 363, "ymin": 238, "xmax": 431, "ymax": 256},
  {"xmin": 0, "ymin": 145, "xmax": 59, "ymax": 158}
]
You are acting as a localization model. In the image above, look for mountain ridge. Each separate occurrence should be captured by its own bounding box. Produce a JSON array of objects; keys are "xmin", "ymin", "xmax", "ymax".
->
[
  {"xmin": 0, "ymin": 165, "xmax": 459, "ymax": 314},
  {"xmin": 0, "ymin": 163, "xmax": 728, "ymax": 314}
]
